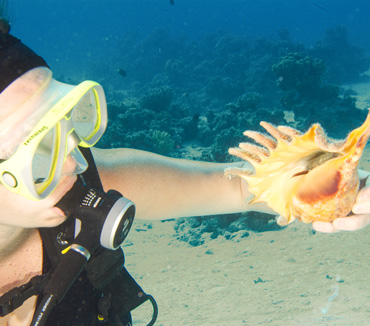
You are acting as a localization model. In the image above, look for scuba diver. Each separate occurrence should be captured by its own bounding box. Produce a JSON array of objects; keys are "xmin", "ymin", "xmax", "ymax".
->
[
  {"xmin": 0, "ymin": 15, "xmax": 271, "ymax": 326},
  {"xmin": 1, "ymin": 10, "xmax": 370, "ymax": 326}
]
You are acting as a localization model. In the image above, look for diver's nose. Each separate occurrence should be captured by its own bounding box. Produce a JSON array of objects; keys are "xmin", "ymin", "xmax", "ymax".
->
[
  {"xmin": 62, "ymin": 130, "xmax": 89, "ymax": 177},
  {"xmin": 61, "ymin": 148, "xmax": 88, "ymax": 177}
]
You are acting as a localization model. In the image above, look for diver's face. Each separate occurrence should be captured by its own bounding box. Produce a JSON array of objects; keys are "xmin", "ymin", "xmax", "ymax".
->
[{"xmin": 0, "ymin": 67, "xmax": 78, "ymax": 228}]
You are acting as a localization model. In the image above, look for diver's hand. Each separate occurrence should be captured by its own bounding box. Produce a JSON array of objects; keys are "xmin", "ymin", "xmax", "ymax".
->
[
  {"xmin": 313, "ymin": 170, "xmax": 370, "ymax": 233},
  {"xmin": 312, "ymin": 214, "xmax": 370, "ymax": 233}
]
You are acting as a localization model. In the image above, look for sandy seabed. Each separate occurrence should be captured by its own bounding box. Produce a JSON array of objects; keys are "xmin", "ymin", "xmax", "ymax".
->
[
  {"xmin": 123, "ymin": 87, "xmax": 370, "ymax": 326},
  {"xmin": 124, "ymin": 216, "xmax": 370, "ymax": 326},
  {"xmin": 123, "ymin": 149, "xmax": 370, "ymax": 326}
]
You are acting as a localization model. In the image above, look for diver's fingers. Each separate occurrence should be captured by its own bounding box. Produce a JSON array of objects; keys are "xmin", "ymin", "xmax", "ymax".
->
[
  {"xmin": 332, "ymin": 215, "xmax": 370, "ymax": 231},
  {"xmin": 260, "ymin": 121, "xmax": 292, "ymax": 143},
  {"xmin": 312, "ymin": 221, "xmax": 339, "ymax": 233},
  {"xmin": 312, "ymin": 215, "xmax": 370, "ymax": 233},
  {"xmin": 243, "ymin": 130, "xmax": 277, "ymax": 149},
  {"xmin": 353, "ymin": 186, "xmax": 370, "ymax": 207}
]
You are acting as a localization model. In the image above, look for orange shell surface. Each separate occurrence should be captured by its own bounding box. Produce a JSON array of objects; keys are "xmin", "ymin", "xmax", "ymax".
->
[{"xmin": 225, "ymin": 110, "xmax": 370, "ymax": 225}]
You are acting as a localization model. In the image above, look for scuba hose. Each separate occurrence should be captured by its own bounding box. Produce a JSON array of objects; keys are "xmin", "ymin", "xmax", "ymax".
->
[{"xmin": 30, "ymin": 148, "xmax": 157, "ymax": 326}]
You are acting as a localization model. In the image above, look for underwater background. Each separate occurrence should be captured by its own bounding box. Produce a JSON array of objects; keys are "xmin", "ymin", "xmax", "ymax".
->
[{"xmin": 11, "ymin": 0, "xmax": 370, "ymax": 325}]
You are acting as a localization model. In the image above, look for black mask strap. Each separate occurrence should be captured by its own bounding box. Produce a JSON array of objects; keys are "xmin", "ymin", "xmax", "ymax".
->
[{"xmin": 0, "ymin": 34, "xmax": 49, "ymax": 93}]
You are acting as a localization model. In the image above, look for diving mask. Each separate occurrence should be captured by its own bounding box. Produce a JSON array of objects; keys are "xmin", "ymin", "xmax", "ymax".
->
[{"xmin": 0, "ymin": 80, "xmax": 107, "ymax": 200}]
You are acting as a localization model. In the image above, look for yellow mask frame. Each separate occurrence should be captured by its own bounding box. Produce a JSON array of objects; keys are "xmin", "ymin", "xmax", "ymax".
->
[{"xmin": 0, "ymin": 80, "xmax": 107, "ymax": 200}]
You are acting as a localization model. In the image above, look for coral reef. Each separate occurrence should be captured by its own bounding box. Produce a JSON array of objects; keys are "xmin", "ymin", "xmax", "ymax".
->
[
  {"xmin": 227, "ymin": 92, "xmax": 262, "ymax": 113},
  {"xmin": 272, "ymin": 52, "xmax": 366, "ymax": 137},
  {"xmin": 150, "ymin": 130, "xmax": 175, "ymax": 155},
  {"xmin": 272, "ymin": 53, "xmax": 325, "ymax": 99},
  {"xmin": 173, "ymin": 213, "xmax": 281, "ymax": 246},
  {"xmin": 311, "ymin": 26, "xmax": 370, "ymax": 83},
  {"xmin": 140, "ymin": 86, "xmax": 174, "ymax": 112}
]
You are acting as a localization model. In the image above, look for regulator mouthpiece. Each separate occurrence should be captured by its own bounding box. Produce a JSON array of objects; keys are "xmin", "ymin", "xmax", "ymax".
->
[{"xmin": 55, "ymin": 179, "xmax": 135, "ymax": 250}]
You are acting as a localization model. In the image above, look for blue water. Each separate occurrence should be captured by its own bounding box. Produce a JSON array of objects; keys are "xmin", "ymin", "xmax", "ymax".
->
[
  {"xmin": 10, "ymin": 0, "xmax": 370, "ymax": 76},
  {"xmin": 9, "ymin": 0, "xmax": 370, "ymax": 155}
]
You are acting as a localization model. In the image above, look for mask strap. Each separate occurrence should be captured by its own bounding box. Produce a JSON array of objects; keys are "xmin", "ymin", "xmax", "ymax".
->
[{"xmin": 0, "ymin": 34, "xmax": 49, "ymax": 93}]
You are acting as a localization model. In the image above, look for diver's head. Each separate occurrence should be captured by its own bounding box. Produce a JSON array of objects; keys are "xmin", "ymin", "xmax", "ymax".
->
[
  {"xmin": 0, "ymin": 33, "xmax": 75, "ymax": 226},
  {"xmin": 0, "ymin": 30, "xmax": 107, "ymax": 228}
]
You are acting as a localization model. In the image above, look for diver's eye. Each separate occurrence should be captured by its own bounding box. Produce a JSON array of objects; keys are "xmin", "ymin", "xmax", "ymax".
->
[{"xmin": 292, "ymin": 171, "xmax": 308, "ymax": 178}]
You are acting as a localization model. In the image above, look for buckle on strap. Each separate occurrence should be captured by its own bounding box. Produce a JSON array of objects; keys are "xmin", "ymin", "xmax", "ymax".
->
[{"xmin": 0, "ymin": 273, "xmax": 50, "ymax": 317}]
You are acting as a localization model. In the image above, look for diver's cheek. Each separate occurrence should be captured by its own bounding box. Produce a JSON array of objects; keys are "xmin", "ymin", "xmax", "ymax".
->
[
  {"xmin": 0, "ymin": 173, "xmax": 78, "ymax": 228},
  {"xmin": 0, "ymin": 186, "xmax": 58, "ymax": 228}
]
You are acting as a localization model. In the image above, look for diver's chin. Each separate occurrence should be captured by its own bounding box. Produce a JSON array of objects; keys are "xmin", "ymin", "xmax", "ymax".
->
[
  {"xmin": 42, "ymin": 211, "xmax": 68, "ymax": 227},
  {"xmin": 51, "ymin": 206, "xmax": 66, "ymax": 218}
]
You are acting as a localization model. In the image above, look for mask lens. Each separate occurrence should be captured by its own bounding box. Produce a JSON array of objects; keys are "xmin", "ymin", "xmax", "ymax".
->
[
  {"xmin": 72, "ymin": 89, "xmax": 100, "ymax": 141},
  {"xmin": 32, "ymin": 127, "xmax": 59, "ymax": 194}
]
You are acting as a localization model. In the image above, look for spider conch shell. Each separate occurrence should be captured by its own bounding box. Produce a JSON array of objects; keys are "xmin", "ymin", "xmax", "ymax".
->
[{"xmin": 225, "ymin": 110, "xmax": 370, "ymax": 226}]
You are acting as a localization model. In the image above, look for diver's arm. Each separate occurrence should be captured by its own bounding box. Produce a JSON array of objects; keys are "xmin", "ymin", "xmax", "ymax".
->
[{"xmin": 92, "ymin": 148, "xmax": 274, "ymax": 220}]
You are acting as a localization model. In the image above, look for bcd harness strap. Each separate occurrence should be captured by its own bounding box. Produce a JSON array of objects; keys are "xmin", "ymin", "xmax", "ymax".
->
[{"xmin": 0, "ymin": 273, "xmax": 50, "ymax": 317}]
